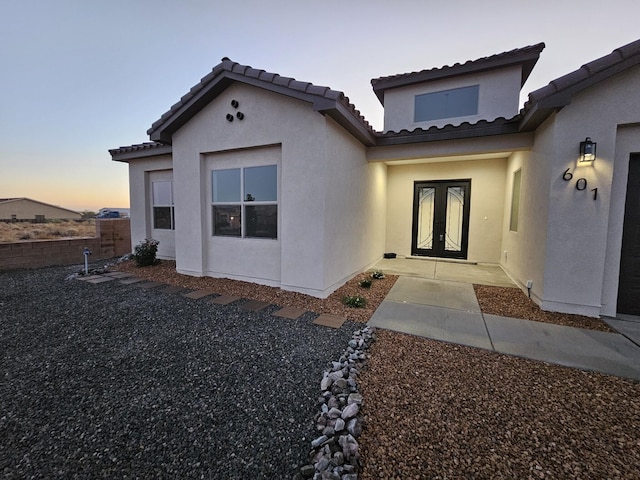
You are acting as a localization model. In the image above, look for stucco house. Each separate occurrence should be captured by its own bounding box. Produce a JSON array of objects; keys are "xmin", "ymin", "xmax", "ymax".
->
[
  {"xmin": 110, "ymin": 38, "xmax": 640, "ymax": 318},
  {"xmin": 0, "ymin": 198, "xmax": 81, "ymax": 221}
]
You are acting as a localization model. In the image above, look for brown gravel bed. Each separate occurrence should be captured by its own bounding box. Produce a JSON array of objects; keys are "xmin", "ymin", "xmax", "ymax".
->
[
  {"xmin": 474, "ymin": 284, "xmax": 614, "ymax": 332},
  {"xmin": 115, "ymin": 260, "xmax": 397, "ymax": 323},
  {"xmin": 358, "ymin": 330, "xmax": 640, "ymax": 479}
]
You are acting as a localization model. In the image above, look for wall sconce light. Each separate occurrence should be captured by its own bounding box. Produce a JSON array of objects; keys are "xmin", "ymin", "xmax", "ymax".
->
[{"xmin": 579, "ymin": 137, "xmax": 596, "ymax": 162}]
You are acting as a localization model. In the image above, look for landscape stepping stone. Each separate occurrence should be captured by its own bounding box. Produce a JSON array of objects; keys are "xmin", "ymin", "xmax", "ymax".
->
[
  {"xmin": 86, "ymin": 276, "xmax": 116, "ymax": 284},
  {"xmin": 208, "ymin": 295, "xmax": 240, "ymax": 305},
  {"xmin": 159, "ymin": 285, "xmax": 187, "ymax": 294},
  {"xmin": 119, "ymin": 277, "xmax": 145, "ymax": 285},
  {"xmin": 104, "ymin": 272, "xmax": 134, "ymax": 278},
  {"xmin": 313, "ymin": 314, "xmax": 347, "ymax": 329},
  {"xmin": 273, "ymin": 306, "xmax": 307, "ymax": 320},
  {"xmin": 76, "ymin": 275, "xmax": 102, "ymax": 281},
  {"xmin": 183, "ymin": 290, "xmax": 215, "ymax": 300},
  {"xmin": 240, "ymin": 300, "xmax": 270, "ymax": 312},
  {"xmin": 137, "ymin": 281, "xmax": 165, "ymax": 289}
]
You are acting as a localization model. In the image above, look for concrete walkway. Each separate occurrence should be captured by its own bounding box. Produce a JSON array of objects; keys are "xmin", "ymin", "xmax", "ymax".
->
[{"xmin": 368, "ymin": 264, "xmax": 640, "ymax": 381}]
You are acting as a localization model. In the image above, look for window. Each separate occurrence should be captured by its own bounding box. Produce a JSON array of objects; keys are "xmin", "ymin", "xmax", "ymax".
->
[
  {"xmin": 152, "ymin": 181, "xmax": 174, "ymax": 230},
  {"xmin": 509, "ymin": 169, "xmax": 521, "ymax": 232},
  {"xmin": 414, "ymin": 85, "xmax": 479, "ymax": 122},
  {"xmin": 212, "ymin": 165, "xmax": 277, "ymax": 239}
]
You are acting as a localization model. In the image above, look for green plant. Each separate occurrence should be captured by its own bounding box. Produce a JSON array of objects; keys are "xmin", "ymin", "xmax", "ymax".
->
[
  {"xmin": 342, "ymin": 295, "xmax": 367, "ymax": 308},
  {"xmin": 133, "ymin": 238, "xmax": 159, "ymax": 267},
  {"xmin": 359, "ymin": 278, "xmax": 372, "ymax": 289},
  {"xmin": 371, "ymin": 270, "xmax": 385, "ymax": 279}
]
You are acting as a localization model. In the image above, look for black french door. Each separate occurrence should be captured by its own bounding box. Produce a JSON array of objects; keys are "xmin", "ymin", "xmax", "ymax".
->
[
  {"xmin": 411, "ymin": 180, "xmax": 471, "ymax": 259},
  {"xmin": 618, "ymin": 154, "xmax": 640, "ymax": 315}
]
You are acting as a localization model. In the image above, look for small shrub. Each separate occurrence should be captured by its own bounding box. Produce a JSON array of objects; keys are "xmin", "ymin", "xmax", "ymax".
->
[
  {"xmin": 342, "ymin": 295, "xmax": 367, "ymax": 308},
  {"xmin": 133, "ymin": 239, "xmax": 159, "ymax": 267},
  {"xmin": 359, "ymin": 278, "xmax": 373, "ymax": 289},
  {"xmin": 371, "ymin": 270, "xmax": 385, "ymax": 279}
]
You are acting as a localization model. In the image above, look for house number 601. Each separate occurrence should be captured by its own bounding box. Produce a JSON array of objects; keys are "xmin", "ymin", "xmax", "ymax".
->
[{"xmin": 562, "ymin": 168, "xmax": 598, "ymax": 200}]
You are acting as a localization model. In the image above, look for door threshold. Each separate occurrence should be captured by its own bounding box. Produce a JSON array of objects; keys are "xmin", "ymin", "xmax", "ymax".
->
[{"xmin": 406, "ymin": 256, "xmax": 478, "ymax": 265}]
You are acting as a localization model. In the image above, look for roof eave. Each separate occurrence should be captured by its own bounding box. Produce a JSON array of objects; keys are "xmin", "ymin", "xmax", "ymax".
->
[
  {"xmin": 147, "ymin": 68, "xmax": 376, "ymax": 147},
  {"xmin": 371, "ymin": 43, "xmax": 545, "ymax": 104},
  {"xmin": 318, "ymin": 101, "xmax": 377, "ymax": 147},
  {"xmin": 109, "ymin": 144, "xmax": 173, "ymax": 162},
  {"xmin": 376, "ymin": 118, "xmax": 521, "ymax": 146}
]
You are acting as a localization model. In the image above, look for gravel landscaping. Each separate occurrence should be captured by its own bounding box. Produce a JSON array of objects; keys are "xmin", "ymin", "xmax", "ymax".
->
[
  {"xmin": 2, "ymin": 259, "xmax": 636, "ymax": 479},
  {"xmin": 0, "ymin": 263, "xmax": 361, "ymax": 479},
  {"xmin": 358, "ymin": 330, "xmax": 640, "ymax": 479}
]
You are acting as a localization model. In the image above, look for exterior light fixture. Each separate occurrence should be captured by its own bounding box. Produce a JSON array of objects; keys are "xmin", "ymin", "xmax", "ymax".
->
[{"xmin": 579, "ymin": 137, "xmax": 596, "ymax": 162}]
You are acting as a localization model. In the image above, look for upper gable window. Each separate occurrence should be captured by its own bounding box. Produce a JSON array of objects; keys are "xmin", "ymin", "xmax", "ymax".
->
[{"xmin": 414, "ymin": 85, "xmax": 479, "ymax": 122}]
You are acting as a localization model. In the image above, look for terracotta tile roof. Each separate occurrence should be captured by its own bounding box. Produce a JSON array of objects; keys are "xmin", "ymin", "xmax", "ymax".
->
[
  {"xmin": 371, "ymin": 43, "xmax": 545, "ymax": 105},
  {"xmin": 109, "ymin": 142, "xmax": 172, "ymax": 162},
  {"xmin": 521, "ymin": 38, "xmax": 640, "ymax": 129},
  {"xmin": 375, "ymin": 115, "xmax": 522, "ymax": 146},
  {"xmin": 147, "ymin": 58, "xmax": 376, "ymax": 146}
]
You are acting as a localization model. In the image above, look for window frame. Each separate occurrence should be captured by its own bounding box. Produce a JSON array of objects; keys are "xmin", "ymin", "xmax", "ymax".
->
[
  {"xmin": 509, "ymin": 169, "xmax": 522, "ymax": 232},
  {"xmin": 152, "ymin": 180, "xmax": 175, "ymax": 230},
  {"xmin": 414, "ymin": 84, "xmax": 479, "ymax": 122},
  {"xmin": 211, "ymin": 165, "xmax": 278, "ymax": 239}
]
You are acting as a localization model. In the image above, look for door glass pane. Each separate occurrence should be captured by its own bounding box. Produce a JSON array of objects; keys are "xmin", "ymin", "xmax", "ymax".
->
[
  {"xmin": 417, "ymin": 187, "xmax": 435, "ymax": 250},
  {"xmin": 212, "ymin": 169, "xmax": 241, "ymax": 202},
  {"xmin": 244, "ymin": 165, "xmax": 277, "ymax": 201},
  {"xmin": 445, "ymin": 186, "xmax": 464, "ymax": 251}
]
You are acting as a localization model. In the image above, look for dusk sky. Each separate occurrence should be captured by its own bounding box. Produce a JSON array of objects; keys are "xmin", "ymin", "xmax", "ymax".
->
[{"xmin": 1, "ymin": 0, "xmax": 637, "ymax": 212}]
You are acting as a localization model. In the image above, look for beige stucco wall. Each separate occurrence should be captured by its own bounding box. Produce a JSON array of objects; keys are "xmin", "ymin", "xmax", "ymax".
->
[
  {"xmin": 385, "ymin": 157, "xmax": 507, "ymax": 262},
  {"xmin": 527, "ymin": 66, "xmax": 640, "ymax": 316},
  {"xmin": 382, "ymin": 65, "xmax": 522, "ymax": 133},
  {"xmin": 169, "ymin": 82, "xmax": 383, "ymax": 297},
  {"xmin": 500, "ymin": 122, "xmax": 552, "ymax": 300},
  {"xmin": 322, "ymin": 118, "xmax": 387, "ymax": 291},
  {"xmin": 203, "ymin": 145, "xmax": 282, "ymax": 285},
  {"xmin": 0, "ymin": 199, "xmax": 81, "ymax": 220},
  {"xmin": 127, "ymin": 154, "xmax": 174, "ymax": 258}
]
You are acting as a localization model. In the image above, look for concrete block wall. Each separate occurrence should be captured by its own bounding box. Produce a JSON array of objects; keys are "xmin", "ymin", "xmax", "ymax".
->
[{"xmin": 0, "ymin": 219, "xmax": 131, "ymax": 271}]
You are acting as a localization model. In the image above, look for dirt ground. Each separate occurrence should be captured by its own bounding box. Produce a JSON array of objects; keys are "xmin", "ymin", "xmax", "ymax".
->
[
  {"xmin": 115, "ymin": 260, "xmax": 614, "ymax": 332},
  {"xmin": 0, "ymin": 220, "xmax": 96, "ymax": 242}
]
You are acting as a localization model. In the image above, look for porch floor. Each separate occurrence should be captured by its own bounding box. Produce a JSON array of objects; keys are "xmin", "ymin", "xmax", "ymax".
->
[{"xmin": 373, "ymin": 257, "xmax": 516, "ymax": 287}]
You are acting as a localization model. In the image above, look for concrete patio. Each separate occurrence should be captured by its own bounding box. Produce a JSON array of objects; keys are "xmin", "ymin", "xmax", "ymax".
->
[{"xmin": 369, "ymin": 258, "xmax": 640, "ymax": 381}]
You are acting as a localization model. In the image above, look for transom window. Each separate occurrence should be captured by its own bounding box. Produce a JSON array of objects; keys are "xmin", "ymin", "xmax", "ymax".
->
[
  {"xmin": 414, "ymin": 85, "xmax": 479, "ymax": 122},
  {"xmin": 212, "ymin": 165, "xmax": 277, "ymax": 239},
  {"xmin": 152, "ymin": 181, "xmax": 174, "ymax": 230}
]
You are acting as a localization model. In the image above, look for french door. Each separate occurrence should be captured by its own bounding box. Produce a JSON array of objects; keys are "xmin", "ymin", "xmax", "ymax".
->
[
  {"xmin": 618, "ymin": 154, "xmax": 640, "ymax": 315},
  {"xmin": 411, "ymin": 180, "xmax": 471, "ymax": 259}
]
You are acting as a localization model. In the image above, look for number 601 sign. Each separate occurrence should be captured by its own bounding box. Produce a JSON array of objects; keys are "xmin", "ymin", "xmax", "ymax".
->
[{"xmin": 562, "ymin": 168, "xmax": 598, "ymax": 200}]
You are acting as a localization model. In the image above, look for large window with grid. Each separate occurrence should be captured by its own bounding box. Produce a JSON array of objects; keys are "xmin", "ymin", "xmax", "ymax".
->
[{"xmin": 212, "ymin": 165, "xmax": 277, "ymax": 239}]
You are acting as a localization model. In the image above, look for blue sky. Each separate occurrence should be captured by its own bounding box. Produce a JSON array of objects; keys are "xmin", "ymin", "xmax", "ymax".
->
[{"xmin": 0, "ymin": 0, "xmax": 637, "ymax": 211}]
